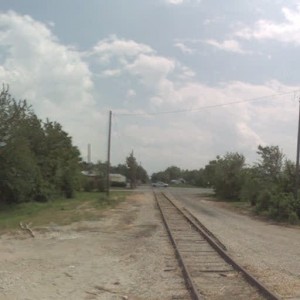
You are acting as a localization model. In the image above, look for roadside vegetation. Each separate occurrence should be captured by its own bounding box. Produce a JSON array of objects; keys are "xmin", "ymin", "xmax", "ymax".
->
[
  {"xmin": 1, "ymin": 86, "xmax": 299, "ymax": 226},
  {"xmin": 0, "ymin": 86, "xmax": 143, "ymax": 231},
  {"xmin": 0, "ymin": 86, "xmax": 81, "ymax": 204},
  {"xmin": 152, "ymin": 146, "xmax": 300, "ymax": 224},
  {"xmin": 0, "ymin": 87, "xmax": 148, "ymax": 200},
  {"xmin": 0, "ymin": 191, "xmax": 126, "ymax": 233}
]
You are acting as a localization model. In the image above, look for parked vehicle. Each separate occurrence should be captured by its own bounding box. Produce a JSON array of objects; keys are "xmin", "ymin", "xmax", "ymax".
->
[{"xmin": 152, "ymin": 181, "xmax": 168, "ymax": 187}]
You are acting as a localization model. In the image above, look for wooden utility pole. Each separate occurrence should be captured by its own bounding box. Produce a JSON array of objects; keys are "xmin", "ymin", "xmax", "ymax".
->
[
  {"xmin": 107, "ymin": 110, "xmax": 112, "ymax": 197},
  {"xmin": 295, "ymin": 101, "xmax": 300, "ymax": 199}
]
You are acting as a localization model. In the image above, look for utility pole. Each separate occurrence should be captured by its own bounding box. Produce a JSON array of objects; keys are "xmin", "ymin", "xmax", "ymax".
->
[
  {"xmin": 295, "ymin": 100, "xmax": 300, "ymax": 200},
  {"xmin": 106, "ymin": 110, "xmax": 112, "ymax": 197}
]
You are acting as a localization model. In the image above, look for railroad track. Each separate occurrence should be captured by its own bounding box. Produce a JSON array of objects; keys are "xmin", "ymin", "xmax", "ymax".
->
[{"xmin": 155, "ymin": 191, "xmax": 281, "ymax": 300}]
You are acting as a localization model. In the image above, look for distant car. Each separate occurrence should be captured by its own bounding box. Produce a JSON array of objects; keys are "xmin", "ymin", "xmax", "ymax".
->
[{"xmin": 152, "ymin": 181, "xmax": 168, "ymax": 187}]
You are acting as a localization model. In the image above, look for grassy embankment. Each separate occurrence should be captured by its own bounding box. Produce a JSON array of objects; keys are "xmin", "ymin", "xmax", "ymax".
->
[
  {"xmin": 169, "ymin": 183, "xmax": 197, "ymax": 188},
  {"xmin": 0, "ymin": 191, "xmax": 128, "ymax": 233}
]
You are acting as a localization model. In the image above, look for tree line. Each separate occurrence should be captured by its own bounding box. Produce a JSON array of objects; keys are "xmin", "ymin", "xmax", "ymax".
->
[
  {"xmin": 0, "ymin": 87, "xmax": 151, "ymax": 205},
  {"xmin": 0, "ymin": 87, "xmax": 81, "ymax": 204},
  {"xmin": 81, "ymin": 151, "xmax": 149, "ymax": 191},
  {"xmin": 151, "ymin": 146, "xmax": 300, "ymax": 224},
  {"xmin": 2, "ymin": 86, "xmax": 299, "ymax": 223}
]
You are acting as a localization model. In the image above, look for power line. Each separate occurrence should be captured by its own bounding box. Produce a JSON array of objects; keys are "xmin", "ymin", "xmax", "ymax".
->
[{"xmin": 115, "ymin": 89, "xmax": 300, "ymax": 117}]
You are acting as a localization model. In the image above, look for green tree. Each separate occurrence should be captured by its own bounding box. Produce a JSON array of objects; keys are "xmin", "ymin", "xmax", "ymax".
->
[
  {"xmin": 136, "ymin": 164, "xmax": 149, "ymax": 183},
  {"xmin": 0, "ymin": 86, "xmax": 39, "ymax": 204},
  {"xmin": 0, "ymin": 86, "xmax": 81, "ymax": 203},
  {"xmin": 126, "ymin": 151, "xmax": 138, "ymax": 189},
  {"xmin": 42, "ymin": 120, "xmax": 81, "ymax": 198},
  {"xmin": 256, "ymin": 145, "xmax": 284, "ymax": 184},
  {"xmin": 165, "ymin": 166, "xmax": 182, "ymax": 181},
  {"xmin": 209, "ymin": 153, "xmax": 245, "ymax": 200}
]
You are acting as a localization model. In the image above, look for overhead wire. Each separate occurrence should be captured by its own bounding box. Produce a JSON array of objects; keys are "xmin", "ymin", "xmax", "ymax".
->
[{"xmin": 114, "ymin": 89, "xmax": 300, "ymax": 117}]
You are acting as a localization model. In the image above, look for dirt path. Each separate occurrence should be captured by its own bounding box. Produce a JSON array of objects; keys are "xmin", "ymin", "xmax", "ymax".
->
[{"xmin": 0, "ymin": 193, "xmax": 190, "ymax": 300}]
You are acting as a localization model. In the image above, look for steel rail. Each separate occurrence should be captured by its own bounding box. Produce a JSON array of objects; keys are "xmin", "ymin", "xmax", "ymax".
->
[
  {"xmin": 160, "ymin": 191, "xmax": 281, "ymax": 300},
  {"xmin": 155, "ymin": 192, "xmax": 203, "ymax": 300},
  {"xmin": 180, "ymin": 206, "xmax": 281, "ymax": 300}
]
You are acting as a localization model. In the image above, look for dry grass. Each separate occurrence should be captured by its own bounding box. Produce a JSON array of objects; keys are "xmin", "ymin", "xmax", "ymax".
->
[{"xmin": 0, "ymin": 191, "xmax": 128, "ymax": 233}]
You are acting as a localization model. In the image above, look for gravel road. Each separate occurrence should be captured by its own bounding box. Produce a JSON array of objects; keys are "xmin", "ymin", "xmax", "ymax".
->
[
  {"xmin": 167, "ymin": 187, "xmax": 300, "ymax": 299},
  {"xmin": 0, "ymin": 192, "xmax": 189, "ymax": 300}
]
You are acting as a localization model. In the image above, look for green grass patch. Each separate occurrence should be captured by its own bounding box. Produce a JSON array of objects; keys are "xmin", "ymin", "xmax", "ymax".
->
[
  {"xmin": 0, "ymin": 191, "xmax": 128, "ymax": 233},
  {"xmin": 169, "ymin": 183, "xmax": 196, "ymax": 188}
]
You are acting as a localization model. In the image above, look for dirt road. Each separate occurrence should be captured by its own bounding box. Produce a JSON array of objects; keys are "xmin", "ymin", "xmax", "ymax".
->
[{"xmin": 0, "ymin": 192, "xmax": 189, "ymax": 300}]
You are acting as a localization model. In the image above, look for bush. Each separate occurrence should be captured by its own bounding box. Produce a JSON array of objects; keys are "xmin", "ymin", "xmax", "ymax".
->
[
  {"xmin": 240, "ymin": 176, "xmax": 261, "ymax": 206},
  {"xmin": 256, "ymin": 190, "xmax": 272, "ymax": 213},
  {"xmin": 267, "ymin": 193, "xmax": 289, "ymax": 220},
  {"xmin": 254, "ymin": 189, "xmax": 300, "ymax": 223},
  {"xmin": 288, "ymin": 211, "xmax": 299, "ymax": 225}
]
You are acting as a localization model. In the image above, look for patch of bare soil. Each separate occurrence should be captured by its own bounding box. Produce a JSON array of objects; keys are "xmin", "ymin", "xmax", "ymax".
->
[{"xmin": 0, "ymin": 193, "xmax": 190, "ymax": 300}]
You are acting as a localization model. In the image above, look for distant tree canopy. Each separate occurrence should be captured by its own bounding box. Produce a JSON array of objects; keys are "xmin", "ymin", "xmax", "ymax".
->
[
  {"xmin": 152, "ymin": 145, "xmax": 300, "ymax": 223},
  {"xmin": 81, "ymin": 152, "xmax": 149, "ymax": 191},
  {"xmin": 151, "ymin": 165, "xmax": 208, "ymax": 187},
  {"xmin": 0, "ymin": 86, "xmax": 81, "ymax": 204}
]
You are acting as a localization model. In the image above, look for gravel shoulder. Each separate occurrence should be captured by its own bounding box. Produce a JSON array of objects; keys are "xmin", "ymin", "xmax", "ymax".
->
[
  {"xmin": 168, "ymin": 189, "xmax": 300, "ymax": 299},
  {"xmin": 0, "ymin": 192, "xmax": 189, "ymax": 300}
]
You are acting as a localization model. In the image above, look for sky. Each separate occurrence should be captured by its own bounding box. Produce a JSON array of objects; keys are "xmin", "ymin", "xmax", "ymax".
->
[{"xmin": 1, "ymin": 0, "xmax": 300, "ymax": 174}]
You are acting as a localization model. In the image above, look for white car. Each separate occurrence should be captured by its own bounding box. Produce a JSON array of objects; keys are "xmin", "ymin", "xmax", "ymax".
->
[{"xmin": 152, "ymin": 181, "xmax": 168, "ymax": 187}]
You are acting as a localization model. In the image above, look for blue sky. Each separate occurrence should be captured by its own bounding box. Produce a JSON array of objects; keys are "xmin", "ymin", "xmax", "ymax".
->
[{"xmin": 1, "ymin": 0, "xmax": 300, "ymax": 173}]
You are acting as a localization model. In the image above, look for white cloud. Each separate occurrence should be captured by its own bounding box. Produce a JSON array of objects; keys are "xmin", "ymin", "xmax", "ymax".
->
[
  {"xmin": 166, "ymin": 0, "xmax": 185, "ymax": 4},
  {"xmin": 205, "ymin": 39, "xmax": 248, "ymax": 54},
  {"xmin": 91, "ymin": 36, "xmax": 298, "ymax": 171},
  {"xmin": 126, "ymin": 54, "xmax": 175, "ymax": 87},
  {"xmin": 126, "ymin": 89, "xmax": 136, "ymax": 98},
  {"xmin": 0, "ymin": 12, "xmax": 298, "ymax": 173},
  {"xmin": 236, "ymin": 5, "xmax": 300, "ymax": 45},
  {"xmin": 164, "ymin": 0, "xmax": 201, "ymax": 5},
  {"xmin": 113, "ymin": 64, "xmax": 298, "ymax": 170},
  {"xmin": 91, "ymin": 35, "xmax": 153, "ymax": 63},
  {"xmin": 0, "ymin": 11, "xmax": 107, "ymax": 162},
  {"xmin": 174, "ymin": 42, "xmax": 194, "ymax": 54},
  {"xmin": 101, "ymin": 69, "xmax": 121, "ymax": 77}
]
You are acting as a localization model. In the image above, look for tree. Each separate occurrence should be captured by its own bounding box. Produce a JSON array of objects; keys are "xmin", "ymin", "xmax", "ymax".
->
[
  {"xmin": 0, "ymin": 86, "xmax": 82, "ymax": 203},
  {"xmin": 207, "ymin": 153, "xmax": 245, "ymax": 200},
  {"xmin": 0, "ymin": 86, "xmax": 39, "ymax": 204},
  {"xmin": 126, "ymin": 151, "xmax": 138, "ymax": 189},
  {"xmin": 136, "ymin": 164, "xmax": 149, "ymax": 183},
  {"xmin": 42, "ymin": 120, "xmax": 81, "ymax": 198},
  {"xmin": 256, "ymin": 145, "xmax": 284, "ymax": 184},
  {"xmin": 165, "ymin": 166, "xmax": 182, "ymax": 181}
]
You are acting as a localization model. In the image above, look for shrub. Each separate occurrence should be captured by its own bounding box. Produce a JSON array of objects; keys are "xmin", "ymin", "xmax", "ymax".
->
[
  {"xmin": 267, "ymin": 193, "xmax": 290, "ymax": 220},
  {"xmin": 255, "ymin": 190, "xmax": 272, "ymax": 213},
  {"xmin": 240, "ymin": 176, "xmax": 261, "ymax": 206},
  {"xmin": 288, "ymin": 211, "xmax": 299, "ymax": 225}
]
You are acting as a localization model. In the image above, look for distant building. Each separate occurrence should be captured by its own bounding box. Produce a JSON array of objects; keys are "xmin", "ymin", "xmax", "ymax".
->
[{"xmin": 109, "ymin": 173, "xmax": 127, "ymax": 187}]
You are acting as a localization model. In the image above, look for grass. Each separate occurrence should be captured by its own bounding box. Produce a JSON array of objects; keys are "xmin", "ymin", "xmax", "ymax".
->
[
  {"xmin": 0, "ymin": 191, "xmax": 128, "ymax": 233},
  {"xmin": 169, "ymin": 183, "xmax": 199, "ymax": 188}
]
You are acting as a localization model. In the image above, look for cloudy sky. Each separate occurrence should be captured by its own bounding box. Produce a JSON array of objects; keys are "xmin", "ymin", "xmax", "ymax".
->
[{"xmin": 1, "ymin": 0, "xmax": 300, "ymax": 174}]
